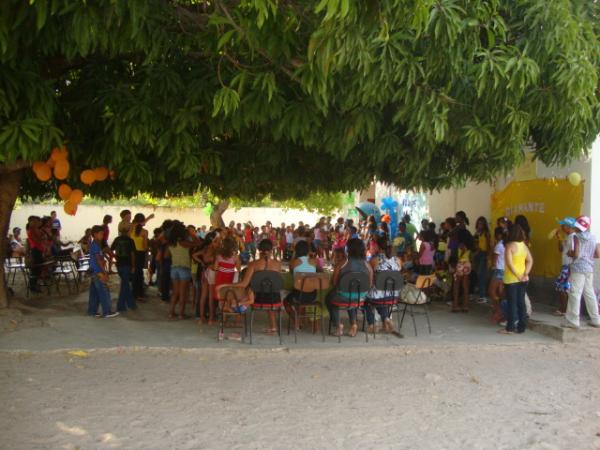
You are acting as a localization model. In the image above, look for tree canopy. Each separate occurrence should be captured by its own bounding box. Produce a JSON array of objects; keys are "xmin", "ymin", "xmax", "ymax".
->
[{"xmin": 1, "ymin": 0, "xmax": 599, "ymax": 199}]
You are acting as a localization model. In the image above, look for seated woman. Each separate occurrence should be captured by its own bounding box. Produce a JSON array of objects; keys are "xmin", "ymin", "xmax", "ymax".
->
[
  {"xmin": 365, "ymin": 235, "xmax": 402, "ymax": 334},
  {"xmin": 284, "ymin": 240, "xmax": 319, "ymax": 328},
  {"xmin": 326, "ymin": 238, "xmax": 373, "ymax": 337},
  {"xmin": 229, "ymin": 239, "xmax": 282, "ymax": 334}
]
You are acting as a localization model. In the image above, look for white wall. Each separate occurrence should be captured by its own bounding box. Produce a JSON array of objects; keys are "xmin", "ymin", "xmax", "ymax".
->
[
  {"xmin": 426, "ymin": 183, "xmax": 494, "ymax": 226},
  {"xmin": 9, "ymin": 205, "xmax": 328, "ymax": 242}
]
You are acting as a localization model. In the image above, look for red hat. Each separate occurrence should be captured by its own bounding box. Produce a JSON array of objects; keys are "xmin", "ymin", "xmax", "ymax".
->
[
  {"xmin": 381, "ymin": 214, "xmax": 391, "ymax": 223},
  {"xmin": 575, "ymin": 215, "xmax": 591, "ymax": 232}
]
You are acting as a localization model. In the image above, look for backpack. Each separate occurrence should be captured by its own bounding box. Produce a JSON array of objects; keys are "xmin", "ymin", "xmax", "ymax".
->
[{"xmin": 113, "ymin": 237, "xmax": 132, "ymax": 261}]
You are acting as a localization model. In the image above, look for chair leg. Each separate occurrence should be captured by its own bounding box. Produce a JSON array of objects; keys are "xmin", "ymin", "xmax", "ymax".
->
[
  {"xmin": 249, "ymin": 309, "xmax": 254, "ymax": 345},
  {"xmin": 410, "ymin": 305, "xmax": 417, "ymax": 336},
  {"xmin": 395, "ymin": 304, "xmax": 402, "ymax": 334},
  {"xmin": 365, "ymin": 308, "xmax": 369, "ymax": 343},
  {"xmin": 321, "ymin": 310, "xmax": 325, "ymax": 342},
  {"xmin": 400, "ymin": 304, "xmax": 408, "ymax": 329},
  {"xmin": 292, "ymin": 305, "xmax": 298, "ymax": 344},
  {"xmin": 425, "ymin": 304, "xmax": 432, "ymax": 334},
  {"xmin": 278, "ymin": 309, "xmax": 282, "ymax": 345}
]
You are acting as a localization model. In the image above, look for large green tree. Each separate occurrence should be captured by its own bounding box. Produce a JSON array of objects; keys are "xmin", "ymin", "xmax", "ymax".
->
[{"xmin": 1, "ymin": 0, "xmax": 599, "ymax": 306}]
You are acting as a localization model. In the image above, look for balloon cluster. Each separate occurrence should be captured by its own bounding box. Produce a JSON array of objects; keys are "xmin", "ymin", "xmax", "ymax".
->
[
  {"xmin": 380, "ymin": 197, "xmax": 399, "ymax": 239},
  {"xmin": 31, "ymin": 146, "xmax": 114, "ymax": 216}
]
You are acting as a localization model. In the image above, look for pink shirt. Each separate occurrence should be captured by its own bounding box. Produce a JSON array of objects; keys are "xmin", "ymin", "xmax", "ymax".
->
[{"xmin": 419, "ymin": 242, "xmax": 435, "ymax": 266}]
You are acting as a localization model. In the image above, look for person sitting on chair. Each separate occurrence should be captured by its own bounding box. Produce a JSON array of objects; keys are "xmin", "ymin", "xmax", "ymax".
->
[
  {"xmin": 230, "ymin": 239, "xmax": 282, "ymax": 335},
  {"xmin": 365, "ymin": 235, "xmax": 402, "ymax": 334},
  {"xmin": 326, "ymin": 238, "xmax": 373, "ymax": 338},
  {"xmin": 284, "ymin": 240, "xmax": 319, "ymax": 328}
]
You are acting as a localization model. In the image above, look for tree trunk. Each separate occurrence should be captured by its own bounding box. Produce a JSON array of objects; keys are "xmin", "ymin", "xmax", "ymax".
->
[
  {"xmin": 0, "ymin": 168, "xmax": 23, "ymax": 308},
  {"xmin": 209, "ymin": 199, "xmax": 229, "ymax": 228}
]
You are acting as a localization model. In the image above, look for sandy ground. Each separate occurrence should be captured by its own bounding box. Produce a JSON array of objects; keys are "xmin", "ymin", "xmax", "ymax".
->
[
  {"xmin": 1, "ymin": 283, "xmax": 600, "ymax": 449},
  {"xmin": 1, "ymin": 344, "xmax": 600, "ymax": 450}
]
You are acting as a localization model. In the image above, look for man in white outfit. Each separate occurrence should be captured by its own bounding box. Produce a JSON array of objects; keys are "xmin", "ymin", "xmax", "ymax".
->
[{"xmin": 562, "ymin": 215, "xmax": 600, "ymax": 329}]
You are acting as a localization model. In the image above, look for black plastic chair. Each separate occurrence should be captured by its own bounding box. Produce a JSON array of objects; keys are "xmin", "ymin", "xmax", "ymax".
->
[
  {"xmin": 287, "ymin": 274, "xmax": 327, "ymax": 344},
  {"xmin": 399, "ymin": 274, "xmax": 435, "ymax": 336},
  {"xmin": 249, "ymin": 271, "xmax": 284, "ymax": 345},
  {"xmin": 365, "ymin": 270, "xmax": 404, "ymax": 340},
  {"xmin": 216, "ymin": 286, "xmax": 248, "ymax": 343},
  {"xmin": 4, "ymin": 257, "xmax": 27, "ymax": 287},
  {"xmin": 328, "ymin": 271, "xmax": 370, "ymax": 343}
]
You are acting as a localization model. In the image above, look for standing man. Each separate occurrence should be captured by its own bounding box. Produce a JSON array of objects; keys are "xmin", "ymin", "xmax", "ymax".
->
[{"xmin": 563, "ymin": 216, "xmax": 600, "ymax": 329}]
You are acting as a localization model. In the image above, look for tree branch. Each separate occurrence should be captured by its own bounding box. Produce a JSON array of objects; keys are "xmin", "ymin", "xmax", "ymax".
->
[{"xmin": 0, "ymin": 160, "xmax": 30, "ymax": 173}]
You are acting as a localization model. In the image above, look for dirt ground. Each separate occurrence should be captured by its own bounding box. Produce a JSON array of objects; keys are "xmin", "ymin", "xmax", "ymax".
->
[
  {"xmin": 1, "ymin": 343, "xmax": 600, "ymax": 450},
  {"xmin": 1, "ymin": 283, "xmax": 600, "ymax": 450}
]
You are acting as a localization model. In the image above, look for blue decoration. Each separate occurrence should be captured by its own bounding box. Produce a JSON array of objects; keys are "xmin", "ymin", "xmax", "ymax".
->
[
  {"xmin": 355, "ymin": 202, "xmax": 381, "ymax": 222},
  {"xmin": 380, "ymin": 196, "xmax": 399, "ymax": 238}
]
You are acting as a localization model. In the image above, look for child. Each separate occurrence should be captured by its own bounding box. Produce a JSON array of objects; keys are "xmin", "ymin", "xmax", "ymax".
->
[
  {"xmin": 417, "ymin": 230, "xmax": 435, "ymax": 275},
  {"xmin": 147, "ymin": 228, "xmax": 162, "ymax": 286},
  {"xmin": 110, "ymin": 228, "xmax": 136, "ymax": 312},
  {"xmin": 87, "ymin": 225, "xmax": 119, "ymax": 318},
  {"xmin": 452, "ymin": 229, "xmax": 474, "ymax": 313},
  {"xmin": 489, "ymin": 227, "xmax": 506, "ymax": 323},
  {"xmin": 554, "ymin": 217, "xmax": 576, "ymax": 316},
  {"xmin": 213, "ymin": 237, "xmax": 241, "ymax": 309}
]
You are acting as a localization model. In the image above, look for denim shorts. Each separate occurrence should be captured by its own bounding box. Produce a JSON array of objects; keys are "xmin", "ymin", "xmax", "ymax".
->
[
  {"xmin": 171, "ymin": 266, "xmax": 192, "ymax": 281},
  {"xmin": 492, "ymin": 269, "xmax": 504, "ymax": 280}
]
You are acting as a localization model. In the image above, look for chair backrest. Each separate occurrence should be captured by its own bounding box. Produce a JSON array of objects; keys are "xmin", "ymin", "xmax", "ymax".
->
[
  {"xmin": 250, "ymin": 270, "xmax": 283, "ymax": 297},
  {"xmin": 337, "ymin": 271, "xmax": 370, "ymax": 306},
  {"xmin": 415, "ymin": 274, "xmax": 436, "ymax": 289},
  {"xmin": 373, "ymin": 270, "xmax": 403, "ymax": 294}
]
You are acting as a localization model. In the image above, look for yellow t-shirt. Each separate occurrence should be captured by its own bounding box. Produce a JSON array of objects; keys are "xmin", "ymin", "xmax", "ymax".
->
[
  {"xmin": 504, "ymin": 242, "xmax": 527, "ymax": 284},
  {"xmin": 459, "ymin": 249, "xmax": 471, "ymax": 263},
  {"xmin": 478, "ymin": 234, "xmax": 489, "ymax": 252}
]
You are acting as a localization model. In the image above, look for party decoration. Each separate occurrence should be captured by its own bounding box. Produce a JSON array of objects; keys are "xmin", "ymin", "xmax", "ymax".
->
[
  {"xmin": 50, "ymin": 146, "xmax": 68, "ymax": 161},
  {"xmin": 63, "ymin": 200, "xmax": 77, "ymax": 215},
  {"xmin": 58, "ymin": 183, "xmax": 72, "ymax": 201},
  {"xmin": 80, "ymin": 169, "xmax": 96, "ymax": 185},
  {"xmin": 567, "ymin": 171, "xmax": 581, "ymax": 186},
  {"xmin": 355, "ymin": 201, "xmax": 381, "ymax": 222},
  {"xmin": 203, "ymin": 202, "xmax": 214, "ymax": 216},
  {"xmin": 33, "ymin": 162, "xmax": 51, "ymax": 181},
  {"xmin": 380, "ymin": 197, "xmax": 399, "ymax": 238},
  {"xmin": 54, "ymin": 159, "xmax": 70, "ymax": 180},
  {"xmin": 69, "ymin": 189, "xmax": 84, "ymax": 204},
  {"xmin": 94, "ymin": 167, "xmax": 109, "ymax": 181},
  {"xmin": 46, "ymin": 157, "xmax": 56, "ymax": 168}
]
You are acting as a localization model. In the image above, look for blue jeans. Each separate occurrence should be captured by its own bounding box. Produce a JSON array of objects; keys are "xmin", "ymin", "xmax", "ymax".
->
[
  {"xmin": 505, "ymin": 282, "xmax": 528, "ymax": 332},
  {"xmin": 474, "ymin": 252, "xmax": 488, "ymax": 297},
  {"xmin": 364, "ymin": 300, "xmax": 392, "ymax": 325},
  {"xmin": 117, "ymin": 265, "xmax": 136, "ymax": 311},
  {"xmin": 326, "ymin": 291, "xmax": 358, "ymax": 326},
  {"xmin": 87, "ymin": 275, "xmax": 113, "ymax": 316}
]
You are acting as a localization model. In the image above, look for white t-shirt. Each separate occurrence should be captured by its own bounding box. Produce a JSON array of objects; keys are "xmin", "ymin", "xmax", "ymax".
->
[
  {"xmin": 561, "ymin": 233, "xmax": 575, "ymax": 266},
  {"xmin": 285, "ymin": 232, "xmax": 294, "ymax": 244},
  {"xmin": 494, "ymin": 241, "xmax": 505, "ymax": 271}
]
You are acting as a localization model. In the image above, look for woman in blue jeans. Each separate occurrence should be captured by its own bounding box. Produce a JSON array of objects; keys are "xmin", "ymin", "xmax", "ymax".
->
[
  {"xmin": 326, "ymin": 238, "xmax": 373, "ymax": 337},
  {"xmin": 500, "ymin": 224, "xmax": 533, "ymax": 334}
]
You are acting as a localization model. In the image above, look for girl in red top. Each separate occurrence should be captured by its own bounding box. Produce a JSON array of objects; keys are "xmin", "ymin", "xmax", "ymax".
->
[{"xmin": 214, "ymin": 237, "xmax": 241, "ymax": 302}]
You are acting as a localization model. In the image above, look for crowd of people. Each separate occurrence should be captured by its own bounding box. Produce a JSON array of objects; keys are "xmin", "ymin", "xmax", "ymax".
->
[{"xmin": 8, "ymin": 206, "xmax": 600, "ymax": 335}]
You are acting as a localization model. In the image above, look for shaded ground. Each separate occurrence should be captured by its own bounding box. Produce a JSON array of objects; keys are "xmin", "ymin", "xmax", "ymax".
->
[{"xmin": 1, "ymin": 282, "xmax": 600, "ymax": 449}]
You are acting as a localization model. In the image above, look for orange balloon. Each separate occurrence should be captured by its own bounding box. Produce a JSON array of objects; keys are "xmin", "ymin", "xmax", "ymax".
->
[
  {"xmin": 58, "ymin": 183, "xmax": 72, "ymax": 201},
  {"xmin": 32, "ymin": 161, "xmax": 46, "ymax": 173},
  {"xmin": 47, "ymin": 157, "xmax": 56, "ymax": 168},
  {"xmin": 63, "ymin": 200, "xmax": 77, "ymax": 216},
  {"xmin": 54, "ymin": 159, "xmax": 70, "ymax": 180},
  {"xmin": 94, "ymin": 167, "xmax": 109, "ymax": 181},
  {"xmin": 69, "ymin": 189, "xmax": 84, "ymax": 204},
  {"xmin": 80, "ymin": 169, "xmax": 96, "ymax": 185},
  {"xmin": 50, "ymin": 146, "xmax": 68, "ymax": 161},
  {"xmin": 34, "ymin": 162, "xmax": 51, "ymax": 181}
]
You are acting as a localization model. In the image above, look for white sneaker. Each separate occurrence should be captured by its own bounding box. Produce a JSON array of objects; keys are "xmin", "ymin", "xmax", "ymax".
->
[
  {"xmin": 498, "ymin": 321, "xmax": 507, "ymax": 327},
  {"xmin": 561, "ymin": 321, "xmax": 579, "ymax": 330},
  {"xmin": 103, "ymin": 312, "xmax": 120, "ymax": 318},
  {"xmin": 477, "ymin": 297, "xmax": 488, "ymax": 304}
]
